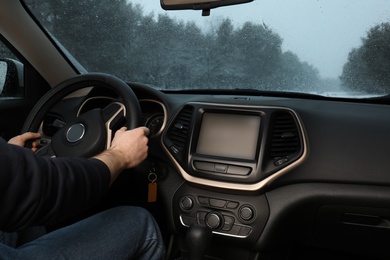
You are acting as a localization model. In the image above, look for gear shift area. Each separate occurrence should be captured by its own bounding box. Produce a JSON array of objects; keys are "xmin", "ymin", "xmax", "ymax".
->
[{"xmin": 185, "ymin": 224, "xmax": 213, "ymax": 260}]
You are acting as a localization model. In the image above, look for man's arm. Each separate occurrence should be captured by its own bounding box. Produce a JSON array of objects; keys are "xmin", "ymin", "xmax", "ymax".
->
[
  {"xmin": 93, "ymin": 126, "xmax": 150, "ymax": 185},
  {"xmin": 1, "ymin": 126, "xmax": 150, "ymax": 231},
  {"xmin": 8, "ymin": 126, "xmax": 150, "ymax": 185}
]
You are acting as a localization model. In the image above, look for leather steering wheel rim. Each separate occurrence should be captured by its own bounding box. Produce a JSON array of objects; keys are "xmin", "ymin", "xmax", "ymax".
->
[{"xmin": 21, "ymin": 73, "xmax": 141, "ymax": 157}]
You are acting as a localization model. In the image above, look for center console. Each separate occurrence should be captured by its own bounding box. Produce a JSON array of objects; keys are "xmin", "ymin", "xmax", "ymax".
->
[
  {"xmin": 162, "ymin": 102, "xmax": 306, "ymax": 252},
  {"xmin": 172, "ymin": 183, "xmax": 269, "ymax": 246}
]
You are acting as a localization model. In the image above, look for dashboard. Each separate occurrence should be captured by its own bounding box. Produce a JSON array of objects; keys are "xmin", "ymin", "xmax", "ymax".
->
[
  {"xmin": 131, "ymin": 83, "xmax": 390, "ymax": 259},
  {"xmin": 40, "ymin": 82, "xmax": 390, "ymax": 259}
]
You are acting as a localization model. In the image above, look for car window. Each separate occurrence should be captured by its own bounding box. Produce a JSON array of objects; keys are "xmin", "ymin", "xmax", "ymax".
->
[
  {"xmin": 0, "ymin": 41, "xmax": 24, "ymax": 99},
  {"xmin": 23, "ymin": 0, "xmax": 390, "ymax": 99}
]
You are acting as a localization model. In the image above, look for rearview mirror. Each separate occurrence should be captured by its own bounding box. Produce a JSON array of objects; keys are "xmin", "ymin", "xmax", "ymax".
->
[{"xmin": 160, "ymin": 0, "xmax": 253, "ymax": 16}]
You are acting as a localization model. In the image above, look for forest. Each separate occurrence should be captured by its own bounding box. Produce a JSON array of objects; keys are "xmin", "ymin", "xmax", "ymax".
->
[
  {"xmin": 340, "ymin": 23, "xmax": 390, "ymax": 94},
  {"xmin": 20, "ymin": 0, "xmax": 323, "ymax": 92},
  {"xmin": 2, "ymin": 0, "xmax": 389, "ymax": 95}
]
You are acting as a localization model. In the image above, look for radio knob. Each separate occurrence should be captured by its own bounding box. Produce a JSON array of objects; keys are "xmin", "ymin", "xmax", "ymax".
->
[{"xmin": 205, "ymin": 212, "xmax": 223, "ymax": 229}]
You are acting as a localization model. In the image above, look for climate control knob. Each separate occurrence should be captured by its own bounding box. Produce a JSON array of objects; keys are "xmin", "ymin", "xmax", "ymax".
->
[
  {"xmin": 239, "ymin": 205, "xmax": 255, "ymax": 221},
  {"xmin": 180, "ymin": 196, "xmax": 194, "ymax": 211},
  {"xmin": 205, "ymin": 211, "xmax": 224, "ymax": 230}
]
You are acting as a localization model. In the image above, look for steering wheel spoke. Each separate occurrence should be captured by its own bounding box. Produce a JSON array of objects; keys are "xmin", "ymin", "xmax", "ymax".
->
[{"xmin": 102, "ymin": 102, "xmax": 126, "ymax": 149}]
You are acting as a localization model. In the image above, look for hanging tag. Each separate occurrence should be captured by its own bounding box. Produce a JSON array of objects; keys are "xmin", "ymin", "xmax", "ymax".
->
[{"xmin": 147, "ymin": 171, "xmax": 158, "ymax": 203}]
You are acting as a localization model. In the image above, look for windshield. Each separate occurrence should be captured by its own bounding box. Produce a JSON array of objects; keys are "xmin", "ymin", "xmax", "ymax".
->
[{"xmin": 23, "ymin": 0, "xmax": 390, "ymax": 98}]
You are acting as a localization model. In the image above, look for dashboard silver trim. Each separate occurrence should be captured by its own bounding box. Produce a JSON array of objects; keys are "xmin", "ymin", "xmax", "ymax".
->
[
  {"xmin": 162, "ymin": 102, "xmax": 308, "ymax": 191},
  {"xmin": 139, "ymin": 99, "xmax": 168, "ymax": 138},
  {"xmin": 179, "ymin": 215, "xmax": 250, "ymax": 238}
]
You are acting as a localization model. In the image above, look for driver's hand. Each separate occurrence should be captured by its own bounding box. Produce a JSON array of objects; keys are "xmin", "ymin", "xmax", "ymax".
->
[
  {"xmin": 8, "ymin": 132, "xmax": 42, "ymax": 152},
  {"xmin": 110, "ymin": 126, "xmax": 150, "ymax": 169},
  {"xmin": 92, "ymin": 126, "xmax": 150, "ymax": 185}
]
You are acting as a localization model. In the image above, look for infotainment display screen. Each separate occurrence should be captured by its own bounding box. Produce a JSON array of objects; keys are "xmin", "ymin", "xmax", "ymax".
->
[{"xmin": 195, "ymin": 113, "xmax": 261, "ymax": 160}]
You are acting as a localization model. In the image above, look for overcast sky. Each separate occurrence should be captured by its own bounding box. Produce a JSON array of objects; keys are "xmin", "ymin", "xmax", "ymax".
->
[{"xmin": 130, "ymin": 0, "xmax": 390, "ymax": 79}]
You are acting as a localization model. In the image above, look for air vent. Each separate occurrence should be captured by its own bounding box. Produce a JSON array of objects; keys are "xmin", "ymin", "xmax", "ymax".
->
[
  {"xmin": 166, "ymin": 106, "xmax": 194, "ymax": 150},
  {"xmin": 42, "ymin": 113, "xmax": 66, "ymax": 137},
  {"xmin": 269, "ymin": 112, "xmax": 300, "ymax": 159}
]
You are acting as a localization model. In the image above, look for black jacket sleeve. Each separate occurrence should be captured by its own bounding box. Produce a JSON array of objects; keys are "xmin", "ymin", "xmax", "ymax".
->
[{"xmin": 0, "ymin": 138, "xmax": 111, "ymax": 232}]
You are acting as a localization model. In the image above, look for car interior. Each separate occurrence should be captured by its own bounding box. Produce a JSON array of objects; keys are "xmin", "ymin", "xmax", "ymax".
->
[{"xmin": 1, "ymin": 0, "xmax": 390, "ymax": 259}]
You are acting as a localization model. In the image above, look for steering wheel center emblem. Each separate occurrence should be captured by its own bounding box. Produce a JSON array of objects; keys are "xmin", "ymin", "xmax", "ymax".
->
[{"xmin": 66, "ymin": 123, "xmax": 85, "ymax": 143}]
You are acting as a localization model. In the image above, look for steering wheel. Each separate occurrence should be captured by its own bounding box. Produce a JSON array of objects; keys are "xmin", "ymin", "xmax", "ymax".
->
[{"xmin": 22, "ymin": 73, "xmax": 141, "ymax": 157}]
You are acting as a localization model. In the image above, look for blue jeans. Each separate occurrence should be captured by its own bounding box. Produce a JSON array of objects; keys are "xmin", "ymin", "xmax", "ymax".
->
[{"xmin": 0, "ymin": 206, "xmax": 165, "ymax": 259}]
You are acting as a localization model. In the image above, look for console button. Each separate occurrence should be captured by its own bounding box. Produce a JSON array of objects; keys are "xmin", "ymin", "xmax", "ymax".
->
[
  {"xmin": 198, "ymin": 196, "xmax": 209, "ymax": 205},
  {"xmin": 209, "ymin": 198, "xmax": 226, "ymax": 208},
  {"xmin": 197, "ymin": 211, "xmax": 208, "ymax": 225},
  {"xmin": 181, "ymin": 215, "xmax": 197, "ymax": 226},
  {"xmin": 238, "ymin": 226, "xmax": 252, "ymax": 237},
  {"xmin": 194, "ymin": 161, "xmax": 215, "ymax": 171},
  {"xmin": 221, "ymin": 215, "xmax": 235, "ymax": 231},
  {"xmin": 227, "ymin": 165, "xmax": 251, "ymax": 175},
  {"xmin": 226, "ymin": 201, "xmax": 239, "ymax": 209},
  {"xmin": 229, "ymin": 224, "xmax": 241, "ymax": 235},
  {"xmin": 215, "ymin": 163, "xmax": 228, "ymax": 173}
]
